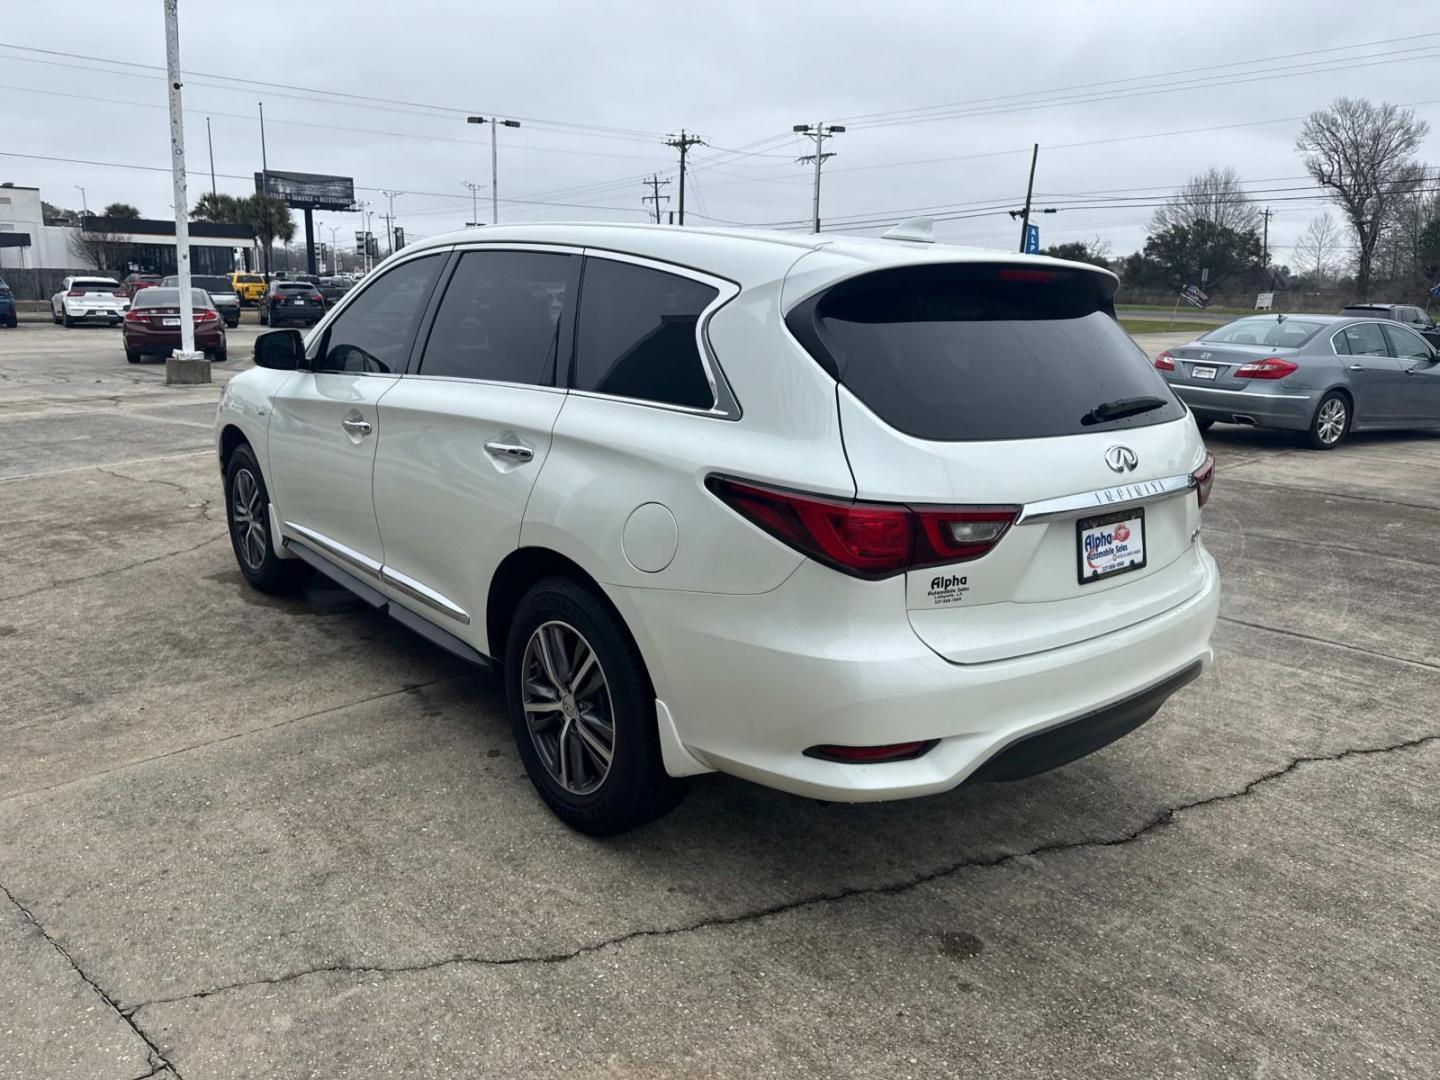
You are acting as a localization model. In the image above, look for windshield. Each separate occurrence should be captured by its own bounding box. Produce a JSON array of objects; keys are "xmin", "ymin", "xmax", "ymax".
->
[
  {"xmin": 161, "ymin": 276, "xmax": 232, "ymax": 292},
  {"xmin": 235, "ymin": 275, "xmax": 264, "ymax": 284},
  {"xmin": 133, "ymin": 288, "xmax": 213, "ymax": 308},
  {"xmin": 276, "ymin": 283, "xmax": 314, "ymax": 292},
  {"xmin": 71, "ymin": 281, "xmax": 119, "ymax": 293},
  {"xmin": 787, "ymin": 263, "xmax": 1184, "ymax": 441},
  {"xmin": 1202, "ymin": 317, "xmax": 1326, "ymax": 348}
]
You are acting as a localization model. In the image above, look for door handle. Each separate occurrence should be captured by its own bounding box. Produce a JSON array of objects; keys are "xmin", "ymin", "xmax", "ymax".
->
[
  {"xmin": 341, "ymin": 416, "xmax": 372, "ymax": 435},
  {"xmin": 1346, "ymin": 364, "xmax": 1365, "ymax": 372},
  {"xmin": 485, "ymin": 440, "xmax": 534, "ymax": 463}
]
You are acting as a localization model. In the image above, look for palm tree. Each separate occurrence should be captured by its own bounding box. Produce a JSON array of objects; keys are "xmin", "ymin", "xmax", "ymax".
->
[
  {"xmin": 191, "ymin": 192, "xmax": 243, "ymax": 224},
  {"xmin": 244, "ymin": 195, "xmax": 294, "ymax": 274}
]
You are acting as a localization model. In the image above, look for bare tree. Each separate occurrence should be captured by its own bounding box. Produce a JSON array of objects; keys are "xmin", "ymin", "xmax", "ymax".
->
[
  {"xmin": 66, "ymin": 226, "xmax": 127, "ymax": 272},
  {"xmin": 1295, "ymin": 97, "xmax": 1429, "ymax": 300},
  {"xmin": 1150, "ymin": 166, "xmax": 1260, "ymax": 234},
  {"xmin": 1294, "ymin": 212, "xmax": 1344, "ymax": 284}
]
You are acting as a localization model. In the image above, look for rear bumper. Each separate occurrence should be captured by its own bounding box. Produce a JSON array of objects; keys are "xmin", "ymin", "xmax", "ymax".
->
[
  {"xmin": 124, "ymin": 327, "xmax": 225, "ymax": 351},
  {"xmin": 1172, "ymin": 383, "xmax": 1318, "ymax": 430},
  {"xmin": 611, "ymin": 547, "xmax": 1219, "ymax": 802}
]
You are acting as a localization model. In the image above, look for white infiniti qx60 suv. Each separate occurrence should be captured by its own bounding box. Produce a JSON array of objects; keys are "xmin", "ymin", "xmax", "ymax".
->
[{"xmin": 217, "ymin": 222, "xmax": 1219, "ymax": 834}]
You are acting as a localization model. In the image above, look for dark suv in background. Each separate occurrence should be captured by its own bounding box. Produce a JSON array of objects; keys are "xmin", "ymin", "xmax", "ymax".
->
[
  {"xmin": 259, "ymin": 280, "xmax": 325, "ymax": 327},
  {"xmin": 0, "ymin": 275, "xmax": 16, "ymax": 328},
  {"xmin": 1339, "ymin": 303, "xmax": 1440, "ymax": 348}
]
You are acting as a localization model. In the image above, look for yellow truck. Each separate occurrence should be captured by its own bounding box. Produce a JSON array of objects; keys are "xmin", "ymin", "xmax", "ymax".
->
[{"xmin": 229, "ymin": 272, "xmax": 267, "ymax": 306}]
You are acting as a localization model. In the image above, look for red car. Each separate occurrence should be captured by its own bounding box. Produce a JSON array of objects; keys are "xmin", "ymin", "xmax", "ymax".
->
[
  {"xmin": 122, "ymin": 288, "xmax": 228, "ymax": 363},
  {"xmin": 120, "ymin": 273, "xmax": 163, "ymax": 299}
]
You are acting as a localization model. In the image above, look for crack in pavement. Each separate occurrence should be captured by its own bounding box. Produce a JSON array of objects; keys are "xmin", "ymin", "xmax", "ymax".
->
[
  {"xmin": 0, "ymin": 533, "xmax": 225, "ymax": 604},
  {"xmin": 0, "ymin": 671, "xmax": 476, "ymax": 806},
  {"xmin": 1218, "ymin": 614, "xmax": 1440, "ymax": 673},
  {"xmin": 123, "ymin": 730, "xmax": 1438, "ymax": 1014},
  {"xmin": 1, "ymin": 881, "xmax": 183, "ymax": 1079}
]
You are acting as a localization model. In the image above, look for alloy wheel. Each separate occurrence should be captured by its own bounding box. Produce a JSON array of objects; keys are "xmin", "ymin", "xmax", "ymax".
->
[
  {"xmin": 521, "ymin": 621, "xmax": 615, "ymax": 795},
  {"xmin": 230, "ymin": 467, "xmax": 268, "ymax": 570},
  {"xmin": 1316, "ymin": 398, "xmax": 1347, "ymax": 445}
]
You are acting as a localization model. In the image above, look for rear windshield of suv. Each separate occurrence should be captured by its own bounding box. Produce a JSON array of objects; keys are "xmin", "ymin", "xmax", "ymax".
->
[
  {"xmin": 786, "ymin": 263, "xmax": 1184, "ymax": 441},
  {"xmin": 72, "ymin": 281, "xmax": 120, "ymax": 293},
  {"xmin": 1202, "ymin": 317, "xmax": 1326, "ymax": 347}
]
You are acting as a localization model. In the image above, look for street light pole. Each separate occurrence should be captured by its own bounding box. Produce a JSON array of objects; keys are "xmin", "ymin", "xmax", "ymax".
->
[
  {"xmin": 380, "ymin": 189, "xmax": 403, "ymax": 257},
  {"xmin": 466, "ymin": 116, "xmax": 520, "ymax": 224},
  {"xmin": 205, "ymin": 116, "xmax": 217, "ymax": 197},
  {"xmin": 163, "ymin": 0, "xmax": 205, "ymax": 381},
  {"xmin": 462, "ymin": 180, "xmax": 483, "ymax": 227},
  {"xmin": 75, "ymin": 185, "xmax": 87, "ymax": 215}
]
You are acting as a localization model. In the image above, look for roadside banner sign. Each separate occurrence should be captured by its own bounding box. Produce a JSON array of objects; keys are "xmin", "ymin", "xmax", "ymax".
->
[
  {"xmin": 1181, "ymin": 284, "xmax": 1210, "ymax": 309},
  {"xmin": 1430, "ymin": 282, "xmax": 1440, "ymax": 298},
  {"xmin": 1255, "ymin": 291, "xmax": 1275, "ymax": 310},
  {"xmin": 1023, "ymin": 223, "xmax": 1040, "ymax": 254}
]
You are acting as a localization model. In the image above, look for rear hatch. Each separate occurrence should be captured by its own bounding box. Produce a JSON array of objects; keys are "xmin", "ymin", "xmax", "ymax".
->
[{"xmin": 787, "ymin": 260, "xmax": 1210, "ymax": 664}]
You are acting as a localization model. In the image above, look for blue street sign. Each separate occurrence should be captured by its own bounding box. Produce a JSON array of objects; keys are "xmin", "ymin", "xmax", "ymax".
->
[
  {"xmin": 1023, "ymin": 223, "xmax": 1041, "ymax": 254},
  {"xmin": 1431, "ymin": 281, "xmax": 1440, "ymax": 298}
]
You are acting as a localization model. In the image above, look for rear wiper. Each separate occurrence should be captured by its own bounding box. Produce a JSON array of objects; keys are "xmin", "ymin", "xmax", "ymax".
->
[{"xmin": 1080, "ymin": 395, "xmax": 1169, "ymax": 426}]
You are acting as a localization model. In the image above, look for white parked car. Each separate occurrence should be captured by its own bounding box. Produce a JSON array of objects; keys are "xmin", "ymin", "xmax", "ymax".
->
[
  {"xmin": 51, "ymin": 276, "xmax": 128, "ymax": 326},
  {"xmin": 216, "ymin": 222, "xmax": 1219, "ymax": 834}
]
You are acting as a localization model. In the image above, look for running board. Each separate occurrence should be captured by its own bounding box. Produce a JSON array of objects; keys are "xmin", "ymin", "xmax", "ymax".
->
[{"xmin": 284, "ymin": 538, "xmax": 493, "ymax": 670}]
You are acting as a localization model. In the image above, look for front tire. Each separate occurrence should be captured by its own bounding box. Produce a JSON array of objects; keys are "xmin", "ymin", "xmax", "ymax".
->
[
  {"xmin": 1305, "ymin": 391, "xmax": 1350, "ymax": 450},
  {"xmin": 224, "ymin": 444, "xmax": 312, "ymax": 595},
  {"xmin": 505, "ymin": 577, "xmax": 687, "ymax": 835}
]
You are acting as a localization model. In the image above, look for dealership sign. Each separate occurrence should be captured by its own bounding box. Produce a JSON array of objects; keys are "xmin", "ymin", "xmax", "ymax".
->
[{"xmin": 255, "ymin": 170, "xmax": 356, "ymax": 211}]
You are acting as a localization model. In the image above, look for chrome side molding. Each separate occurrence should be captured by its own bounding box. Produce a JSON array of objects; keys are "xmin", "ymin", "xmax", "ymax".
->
[
  {"xmin": 1017, "ymin": 472, "xmax": 1195, "ymax": 524},
  {"xmin": 380, "ymin": 565, "xmax": 471, "ymax": 625}
]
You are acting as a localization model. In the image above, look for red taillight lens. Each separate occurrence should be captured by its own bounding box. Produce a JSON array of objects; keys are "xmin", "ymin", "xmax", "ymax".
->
[
  {"xmin": 311, "ymin": 293, "xmax": 324, "ymax": 303},
  {"xmin": 123, "ymin": 309, "xmax": 145, "ymax": 322},
  {"xmin": 1154, "ymin": 351, "xmax": 1176, "ymax": 371},
  {"xmin": 66, "ymin": 289, "xmax": 83, "ymax": 297},
  {"xmin": 805, "ymin": 741, "xmax": 936, "ymax": 763},
  {"xmin": 705, "ymin": 476, "xmax": 1017, "ymax": 579},
  {"xmin": 1192, "ymin": 452, "xmax": 1215, "ymax": 508},
  {"xmin": 1234, "ymin": 356, "xmax": 1298, "ymax": 380},
  {"xmin": 197, "ymin": 309, "xmax": 218, "ymax": 320}
]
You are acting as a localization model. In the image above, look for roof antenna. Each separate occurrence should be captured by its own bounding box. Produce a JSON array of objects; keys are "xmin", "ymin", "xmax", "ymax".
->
[{"xmin": 881, "ymin": 217, "xmax": 935, "ymax": 244}]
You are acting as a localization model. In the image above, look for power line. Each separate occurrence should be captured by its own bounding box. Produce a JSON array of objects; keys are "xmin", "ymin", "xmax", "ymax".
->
[{"xmin": 664, "ymin": 130, "xmax": 705, "ymax": 226}]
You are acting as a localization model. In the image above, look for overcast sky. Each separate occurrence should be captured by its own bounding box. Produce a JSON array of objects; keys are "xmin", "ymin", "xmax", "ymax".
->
[{"xmin": 3, "ymin": 0, "xmax": 1438, "ymax": 262}]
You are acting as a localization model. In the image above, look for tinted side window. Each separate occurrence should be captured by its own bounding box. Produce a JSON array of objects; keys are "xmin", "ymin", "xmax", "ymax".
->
[
  {"xmin": 1342, "ymin": 323, "xmax": 1389, "ymax": 357},
  {"xmin": 1382, "ymin": 323, "xmax": 1430, "ymax": 360},
  {"xmin": 573, "ymin": 259, "xmax": 718, "ymax": 408},
  {"xmin": 419, "ymin": 250, "xmax": 578, "ymax": 385},
  {"xmin": 316, "ymin": 255, "xmax": 443, "ymax": 374}
]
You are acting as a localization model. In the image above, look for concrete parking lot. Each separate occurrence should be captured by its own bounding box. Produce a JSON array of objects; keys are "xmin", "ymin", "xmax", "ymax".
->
[{"xmin": 1, "ymin": 320, "xmax": 1437, "ymax": 1079}]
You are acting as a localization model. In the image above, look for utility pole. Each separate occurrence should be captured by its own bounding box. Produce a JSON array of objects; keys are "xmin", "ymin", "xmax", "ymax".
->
[
  {"xmin": 205, "ymin": 116, "xmax": 216, "ymax": 197},
  {"xmin": 793, "ymin": 122, "xmax": 845, "ymax": 233},
  {"xmin": 380, "ymin": 189, "xmax": 403, "ymax": 256},
  {"xmin": 664, "ymin": 130, "xmax": 704, "ymax": 225},
  {"xmin": 258, "ymin": 101, "xmax": 269, "ymax": 194},
  {"xmin": 163, "ymin": 0, "xmax": 205, "ymax": 381},
  {"xmin": 1017, "ymin": 143, "xmax": 1039, "ymax": 253},
  {"xmin": 462, "ymin": 180, "xmax": 483, "ymax": 226},
  {"xmin": 1260, "ymin": 206, "xmax": 1273, "ymax": 268},
  {"xmin": 642, "ymin": 174, "xmax": 671, "ymax": 223},
  {"xmin": 74, "ymin": 185, "xmax": 87, "ymax": 215},
  {"xmin": 466, "ymin": 116, "xmax": 521, "ymax": 223}
]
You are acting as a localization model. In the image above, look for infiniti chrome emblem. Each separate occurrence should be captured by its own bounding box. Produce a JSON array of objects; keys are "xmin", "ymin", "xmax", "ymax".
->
[{"xmin": 1104, "ymin": 445, "xmax": 1139, "ymax": 473}]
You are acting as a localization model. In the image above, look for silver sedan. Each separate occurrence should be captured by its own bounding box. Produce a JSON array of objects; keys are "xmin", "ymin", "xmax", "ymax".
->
[{"xmin": 1154, "ymin": 314, "xmax": 1440, "ymax": 449}]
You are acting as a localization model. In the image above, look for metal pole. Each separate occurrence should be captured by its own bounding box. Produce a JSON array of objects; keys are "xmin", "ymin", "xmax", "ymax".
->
[
  {"xmin": 164, "ymin": 0, "xmax": 201, "ymax": 364},
  {"xmin": 1018, "ymin": 143, "xmax": 1038, "ymax": 253},
  {"xmin": 258, "ymin": 102, "xmax": 268, "ymax": 190},
  {"xmin": 206, "ymin": 116, "xmax": 216, "ymax": 197},
  {"xmin": 490, "ymin": 124, "xmax": 499, "ymax": 225},
  {"xmin": 812, "ymin": 123, "xmax": 823, "ymax": 233},
  {"xmin": 75, "ymin": 185, "xmax": 87, "ymax": 215}
]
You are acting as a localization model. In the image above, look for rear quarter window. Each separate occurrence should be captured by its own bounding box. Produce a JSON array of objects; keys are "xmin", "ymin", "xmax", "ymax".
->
[{"xmin": 786, "ymin": 263, "xmax": 1184, "ymax": 441}]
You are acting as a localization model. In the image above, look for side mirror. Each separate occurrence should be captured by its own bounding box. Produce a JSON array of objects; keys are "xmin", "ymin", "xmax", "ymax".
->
[{"xmin": 254, "ymin": 329, "xmax": 305, "ymax": 371}]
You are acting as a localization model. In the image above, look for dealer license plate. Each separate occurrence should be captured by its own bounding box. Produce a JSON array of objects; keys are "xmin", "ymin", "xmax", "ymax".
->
[
  {"xmin": 1077, "ymin": 509, "xmax": 1147, "ymax": 584},
  {"xmin": 1191, "ymin": 364, "xmax": 1218, "ymax": 380},
  {"xmin": 163, "ymin": 317, "xmax": 182, "ymax": 326}
]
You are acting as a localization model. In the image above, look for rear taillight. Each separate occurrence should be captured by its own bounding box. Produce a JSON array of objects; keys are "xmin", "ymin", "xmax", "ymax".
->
[
  {"xmin": 0, "ymin": 287, "xmax": 10, "ymax": 298},
  {"xmin": 123, "ymin": 309, "xmax": 145, "ymax": 322},
  {"xmin": 1154, "ymin": 351, "xmax": 1176, "ymax": 371},
  {"xmin": 310, "ymin": 293, "xmax": 324, "ymax": 303},
  {"xmin": 1192, "ymin": 452, "xmax": 1215, "ymax": 508},
  {"xmin": 705, "ymin": 476, "xmax": 1018, "ymax": 579},
  {"xmin": 198, "ymin": 309, "xmax": 218, "ymax": 321},
  {"xmin": 66, "ymin": 289, "xmax": 83, "ymax": 297},
  {"xmin": 1234, "ymin": 356, "xmax": 1298, "ymax": 380},
  {"xmin": 113, "ymin": 290, "xmax": 126, "ymax": 298}
]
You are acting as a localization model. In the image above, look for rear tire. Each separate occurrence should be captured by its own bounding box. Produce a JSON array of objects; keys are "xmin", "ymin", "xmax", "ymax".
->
[
  {"xmin": 62, "ymin": 311, "xmax": 73, "ymax": 328},
  {"xmin": 125, "ymin": 349, "xmax": 141, "ymax": 364},
  {"xmin": 1305, "ymin": 391, "xmax": 1350, "ymax": 450},
  {"xmin": 52, "ymin": 306, "xmax": 61, "ymax": 325},
  {"xmin": 224, "ymin": 443, "xmax": 313, "ymax": 595},
  {"xmin": 505, "ymin": 577, "xmax": 688, "ymax": 836}
]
